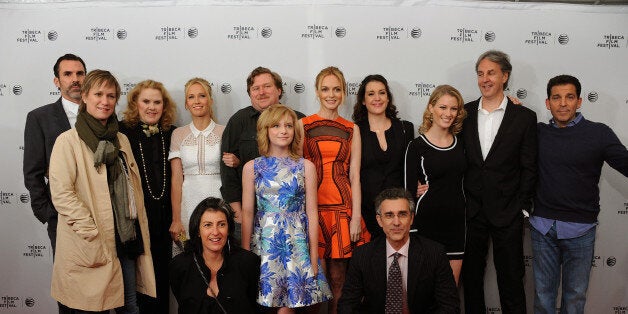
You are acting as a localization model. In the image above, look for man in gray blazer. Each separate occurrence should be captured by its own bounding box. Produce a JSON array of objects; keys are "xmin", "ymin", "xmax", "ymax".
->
[{"xmin": 23, "ymin": 53, "xmax": 86, "ymax": 254}]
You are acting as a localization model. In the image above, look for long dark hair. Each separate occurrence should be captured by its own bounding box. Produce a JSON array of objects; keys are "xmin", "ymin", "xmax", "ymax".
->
[
  {"xmin": 185, "ymin": 197, "xmax": 236, "ymax": 256},
  {"xmin": 352, "ymin": 74, "xmax": 399, "ymax": 123}
]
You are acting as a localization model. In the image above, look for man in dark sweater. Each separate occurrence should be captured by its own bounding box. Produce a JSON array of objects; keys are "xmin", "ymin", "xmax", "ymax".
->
[{"xmin": 530, "ymin": 74, "xmax": 628, "ymax": 314}]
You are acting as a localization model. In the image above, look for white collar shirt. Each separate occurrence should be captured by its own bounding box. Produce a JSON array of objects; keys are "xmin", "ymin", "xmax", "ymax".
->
[
  {"xmin": 61, "ymin": 97, "xmax": 80, "ymax": 129},
  {"xmin": 477, "ymin": 95, "xmax": 508, "ymax": 160}
]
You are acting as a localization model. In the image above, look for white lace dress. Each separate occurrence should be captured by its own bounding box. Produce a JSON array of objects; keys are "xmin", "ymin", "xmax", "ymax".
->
[{"xmin": 169, "ymin": 120, "xmax": 224, "ymax": 255}]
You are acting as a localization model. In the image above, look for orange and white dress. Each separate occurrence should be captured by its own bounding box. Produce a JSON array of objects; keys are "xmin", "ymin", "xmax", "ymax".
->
[{"xmin": 302, "ymin": 114, "xmax": 370, "ymax": 259}]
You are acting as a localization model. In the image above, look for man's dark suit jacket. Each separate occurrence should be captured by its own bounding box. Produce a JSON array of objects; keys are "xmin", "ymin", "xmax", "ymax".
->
[
  {"xmin": 338, "ymin": 234, "xmax": 460, "ymax": 314},
  {"xmin": 23, "ymin": 98, "xmax": 71, "ymax": 226},
  {"xmin": 462, "ymin": 97, "xmax": 537, "ymax": 227}
]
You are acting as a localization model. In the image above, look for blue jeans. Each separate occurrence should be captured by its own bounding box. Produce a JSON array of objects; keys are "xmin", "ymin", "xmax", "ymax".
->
[
  {"xmin": 116, "ymin": 255, "xmax": 139, "ymax": 314},
  {"xmin": 531, "ymin": 224, "xmax": 596, "ymax": 314}
]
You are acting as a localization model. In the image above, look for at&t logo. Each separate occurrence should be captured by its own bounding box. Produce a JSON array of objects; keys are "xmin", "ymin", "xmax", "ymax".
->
[
  {"xmin": 116, "ymin": 29, "xmax": 127, "ymax": 40},
  {"xmin": 409, "ymin": 82, "xmax": 435, "ymax": 97},
  {"xmin": 410, "ymin": 27, "xmax": 422, "ymax": 39},
  {"xmin": 48, "ymin": 30, "xmax": 58, "ymax": 41},
  {"xmin": 516, "ymin": 88, "xmax": 527, "ymax": 99},
  {"xmin": 558, "ymin": 34, "xmax": 569, "ymax": 45},
  {"xmin": 260, "ymin": 27, "xmax": 272, "ymax": 38},
  {"xmin": 293, "ymin": 83, "xmax": 305, "ymax": 94},
  {"xmin": 587, "ymin": 91, "xmax": 598, "ymax": 103},
  {"xmin": 220, "ymin": 83, "xmax": 232, "ymax": 94},
  {"xmin": 335, "ymin": 27, "xmax": 347, "ymax": 38},
  {"xmin": 13, "ymin": 85, "xmax": 23, "ymax": 95}
]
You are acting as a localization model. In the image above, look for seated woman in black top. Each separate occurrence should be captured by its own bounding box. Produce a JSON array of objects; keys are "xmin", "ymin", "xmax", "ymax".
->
[{"xmin": 170, "ymin": 197, "xmax": 260, "ymax": 313}]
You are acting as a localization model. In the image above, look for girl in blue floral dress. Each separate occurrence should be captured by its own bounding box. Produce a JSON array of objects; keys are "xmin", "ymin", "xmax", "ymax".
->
[{"xmin": 241, "ymin": 104, "xmax": 332, "ymax": 312}]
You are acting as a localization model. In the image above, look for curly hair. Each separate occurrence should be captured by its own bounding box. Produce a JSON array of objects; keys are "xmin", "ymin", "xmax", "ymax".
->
[
  {"xmin": 418, "ymin": 85, "xmax": 467, "ymax": 135},
  {"xmin": 256, "ymin": 104, "xmax": 301, "ymax": 160},
  {"xmin": 184, "ymin": 77, "xmax": 215, "ymax": 121},
  {"xmin": 122, "ymin": 79, "xmax": 177, "ymax": 131},
  {"xmin": 352, "ymin": 74, "xmax": 399, "ymax": 123}
]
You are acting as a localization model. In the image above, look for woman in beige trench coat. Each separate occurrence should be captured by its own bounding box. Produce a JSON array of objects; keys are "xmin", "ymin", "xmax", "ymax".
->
[{"xmin": 49, "ymin": 69, "xmax": 156, "ymax": 312}]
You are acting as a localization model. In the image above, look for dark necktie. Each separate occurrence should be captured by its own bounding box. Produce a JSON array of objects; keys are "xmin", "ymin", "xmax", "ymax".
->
[{"xmin": 385, "ymin": 252, "xmax": 402, "ymax": 314}]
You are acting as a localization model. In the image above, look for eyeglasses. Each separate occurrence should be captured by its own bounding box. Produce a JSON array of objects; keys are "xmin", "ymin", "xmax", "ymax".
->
[{"xmin": 378, "ymin": 211, "xmax": 412, "ymax": 221}]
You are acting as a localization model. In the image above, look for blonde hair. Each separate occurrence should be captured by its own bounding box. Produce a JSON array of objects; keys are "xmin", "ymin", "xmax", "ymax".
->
[
  {"xmin": 315, "ymin": 66, "xmax": 346, "ymax": 103},
  {"xmin": 256, "ymin": 104, "xmax": 301, "ymax": 159},
  {"xmin": 79, "ymin": 69, "xmax": 121, "ymax": 112},
  {"xmin": 184, "ymin": 77, "xmax": 215, "ymax": 121},
  {"xmin": 122, "ymin": 80, "xmax": 177, "ymax": 131},
  {"xmin": 418, "ymin": 85, "xmax": 467, "ymax": 135}
]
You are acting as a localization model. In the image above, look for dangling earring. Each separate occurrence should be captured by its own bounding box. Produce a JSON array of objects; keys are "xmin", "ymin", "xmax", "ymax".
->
[
  {"xmin": 429, "ymin": 113, "xmax": 433, "ymax": 122},
  {"xmin": 227, "ymin": 239, "xmax": 231, "ymax": 255}
]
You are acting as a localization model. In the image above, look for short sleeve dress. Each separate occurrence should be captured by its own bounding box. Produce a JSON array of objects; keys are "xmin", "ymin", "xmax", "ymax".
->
[
  {"xmin": 251, "ymin": 156, "xmax": 332, "ymax": 308},
  {"xmin": 404, "ymin": 134, "xmax": 466, "ymax": 260},
  {"xmin": 169, "ymin": 121, "xmax": 223, "ymax": 255},
  {"xmin": 301, "ymin": 114, "xmax": 370, "ymax": 259}
]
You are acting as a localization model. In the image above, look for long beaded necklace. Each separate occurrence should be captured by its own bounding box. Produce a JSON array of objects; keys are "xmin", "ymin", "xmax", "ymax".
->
[{"xmin": 138, "ymin": 128, "xmax": 167, "ymax": 200}]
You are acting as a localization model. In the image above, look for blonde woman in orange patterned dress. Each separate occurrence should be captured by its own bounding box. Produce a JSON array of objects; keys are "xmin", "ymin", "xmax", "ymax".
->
[{"xmin": 298, "ymin": 66, "xmax": 370, "ymax": 313}]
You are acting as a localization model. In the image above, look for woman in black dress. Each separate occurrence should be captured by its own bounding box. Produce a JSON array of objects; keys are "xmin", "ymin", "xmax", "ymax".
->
[
  {"xmin": 404, "ymin": 84, "xmax": 467, "ymax": 285},
  {"xmin": 352, "ymin": 74, "xmax": 414, "ymax": 239},
  {"xmin": 120, "ymin": 79, "xmax": 177, "ymax": 313}
]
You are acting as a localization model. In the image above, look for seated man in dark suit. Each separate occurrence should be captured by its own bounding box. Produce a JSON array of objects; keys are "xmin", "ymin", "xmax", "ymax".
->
[{"xmin": 338, "ymin": 188, "xmax": 459, "ymax": 314}]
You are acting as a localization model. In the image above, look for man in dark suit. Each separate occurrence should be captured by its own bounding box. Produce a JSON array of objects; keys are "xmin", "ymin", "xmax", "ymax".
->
[
  {"xmin": 461, "ymin": 50, "xmax": 537, "ymax": 313},
  {"xmin": 338, "ymin": 188, "xmax": 459, "ymax": 314},
  {"xmin": 23, "ymin": 53, "xmax": 86, "ymax": 254}
]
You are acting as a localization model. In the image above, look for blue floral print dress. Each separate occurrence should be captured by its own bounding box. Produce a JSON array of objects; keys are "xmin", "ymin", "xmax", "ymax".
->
[{"xmin": 251, "ymin": 156, "xmax": 332, "ymax": 308}]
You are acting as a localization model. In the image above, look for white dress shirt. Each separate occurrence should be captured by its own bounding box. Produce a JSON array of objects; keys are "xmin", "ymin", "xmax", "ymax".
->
[
  {"xmin": 477, "ymin": 95, "xmax": 508, "ymax": 160},
  {"xmin": 61, "ymin": 97, "xmax": 80, "ymax": 129}
]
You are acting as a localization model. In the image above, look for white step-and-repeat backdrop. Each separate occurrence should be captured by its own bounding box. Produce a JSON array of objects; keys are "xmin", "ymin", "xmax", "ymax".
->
[{"xmin": 1, "ymin": 1, "xmax": 626, "ymax": 313}]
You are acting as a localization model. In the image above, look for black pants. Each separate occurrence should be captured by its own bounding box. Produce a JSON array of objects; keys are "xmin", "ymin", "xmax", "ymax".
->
[{"xmin": 462, "ymin": 211, "xmax": 526, "ymax": 314}]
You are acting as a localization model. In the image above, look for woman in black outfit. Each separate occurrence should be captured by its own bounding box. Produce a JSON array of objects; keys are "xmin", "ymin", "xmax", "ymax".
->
[
  {"xmin": 120, "ymin": 79, "xmax": 177, "ymax": 313},
  {"xmin": 352, "ymin": 75, "xmax": 414, "ymax": 239},
  {"xmin": 170, "ymin": 197, "xmax": 261, "ymax": 314}
]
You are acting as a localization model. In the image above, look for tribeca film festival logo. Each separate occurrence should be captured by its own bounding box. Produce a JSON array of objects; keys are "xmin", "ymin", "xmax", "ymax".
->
[
  {"xmin": 376, "ymin": 26, "xmax": 422, "ymax": 41},
  {"xmin": 155, "ymin": 26, "xmax": 198, "ymax": 41},
  {"xmin": 597, "ymin": 33, "xmax": 625, "ymax": 49},
  {"xmin": 23, "ymin": 244, "xmax": 48, "ymax": 258},
  {"xmin": 226, "ymin": 26, "xmax": 273, "ymax": 40},
  {"xmin": 376, "ymin": 26, "xmax": 423, "ymax": 41},
  {"xmin": 450, "ymin": 27, "xmax": 494, "ymax": 43},
  {"xmin": 409, "ymin": 82, "xmax": 436, "ymax": 98},
  {"xmin": 299, "ymin": 24, "xmax": 347, "ymax": 39},
  {"xmin": 613, "ymin": 305, "xmax": 628, "ymax": 314},
  {"xmin": 619, "ymin": 202, "xmax": 628, "ymax": 215},
  {"xmin": 347, "ymin": 82, "xmax": 361, "ymax": 96},
  {"xmin": 16, "ymin": 28, "xmax": 45, "ymax": 43},
  {"xmin": 0, "ymin": 191, "xmax": 29, "ymax": 205},
  {"xmin": 84, "ymin": 27, "xmax": 114, "ymax": 41},
  {"xmin": 122, "ymin": 82, "xmax": 137, "ymax": 96}
]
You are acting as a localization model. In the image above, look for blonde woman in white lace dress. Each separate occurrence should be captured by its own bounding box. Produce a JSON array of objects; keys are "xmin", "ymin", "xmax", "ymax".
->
[{"xmin": 168, "ymin": 78, "xmax": 239, "ymax": 256}]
